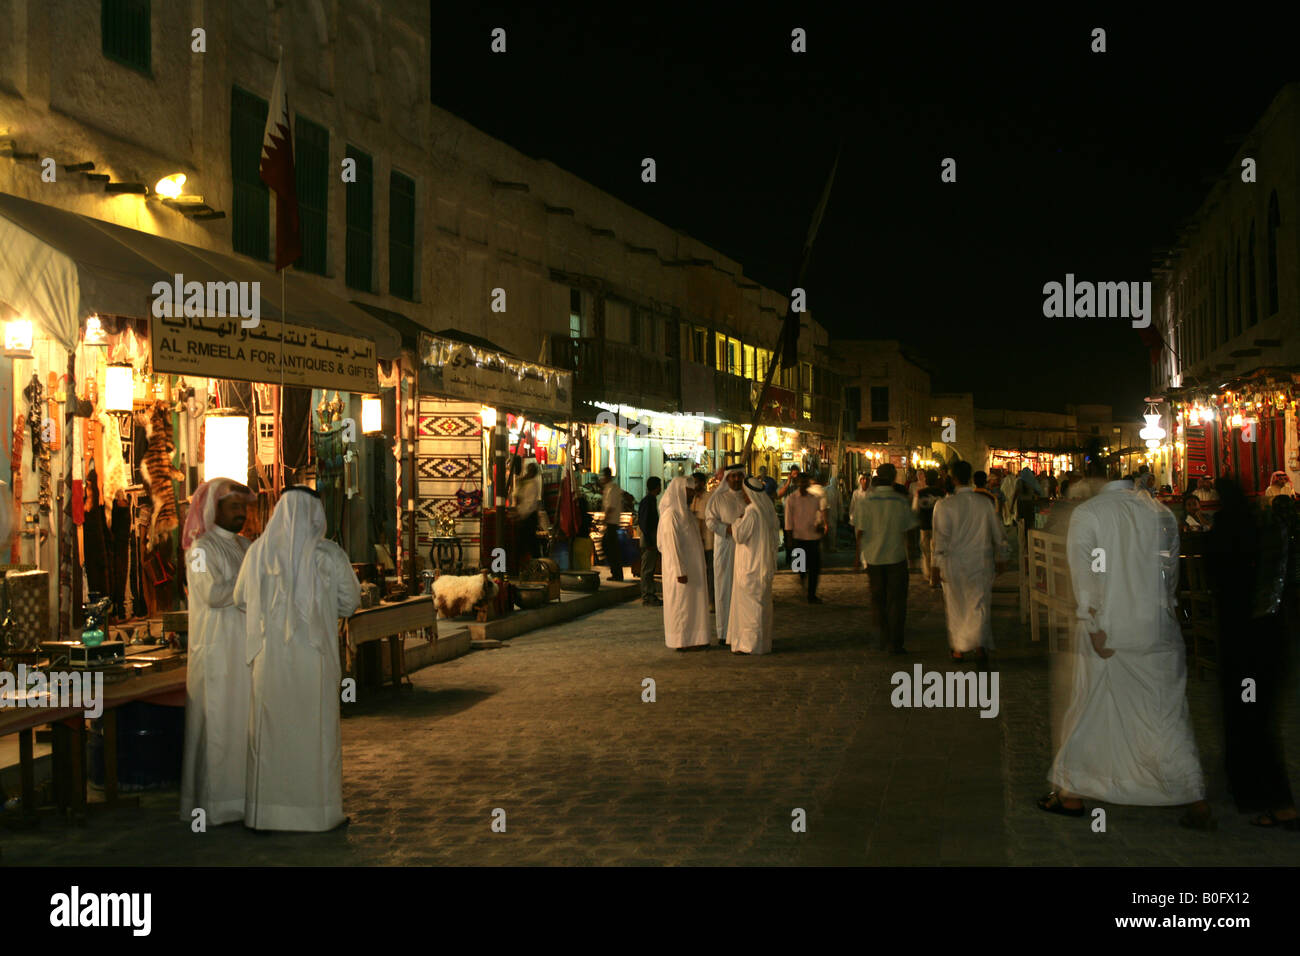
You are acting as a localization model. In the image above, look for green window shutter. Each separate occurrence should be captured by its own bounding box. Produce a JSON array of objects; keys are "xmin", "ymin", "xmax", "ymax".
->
[
  {"xmin": 345, "ymin": 146, "xmax": 374, "ymax": 292},
  {"xmin": 230, "ymin": 86, "xmax": 270, "ymax": 261},
  {"xmin": 389, "ymin": 171, "xmax": 416, "ymax": 300},
  {"xmin": 102, "ymin": 0, "xmax": 151, "ymax": 74},
  {"xmin": 295, "ymin": 116, "xmax": 329, "ymax": 275}
]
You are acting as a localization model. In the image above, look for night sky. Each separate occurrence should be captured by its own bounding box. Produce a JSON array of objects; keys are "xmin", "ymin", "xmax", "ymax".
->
[{"xmin": 430, "ymin": 6, "xmax": 1297, "ymax": 416}]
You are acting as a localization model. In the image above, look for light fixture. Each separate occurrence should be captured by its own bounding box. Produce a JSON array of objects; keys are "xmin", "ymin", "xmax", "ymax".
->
[
  {"xmin": 480, "ymin": 405, "xmax": 498, "ymax": 428},
  {"xmin": 204, "ymin": 415, "xmax": 249, "ymax": 483},
  {"xmin": 105, "ymin": 365, "xmax": 134, "ymax": 410},
  {"xmin": 83, "ymin": 315, "xmax": 108, "ymax": 346},
  {"xmin": 361, "ymin": 395, "xmax": 383, "ymax": 434},
  {"xmin": 154, "ymin": 173, "xmax": 186, "ymax": 199},
  {"xmin": 3, "ymin": 318, "xmax": 34, "ymax": 358}
]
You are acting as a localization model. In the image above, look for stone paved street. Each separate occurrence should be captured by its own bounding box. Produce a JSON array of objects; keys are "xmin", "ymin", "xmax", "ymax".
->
[{"xmin": 5, "ymin": 561, "xmax": 1299, "ymax": 866}]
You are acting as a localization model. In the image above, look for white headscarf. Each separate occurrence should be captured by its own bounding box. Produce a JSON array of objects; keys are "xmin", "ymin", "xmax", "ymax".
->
[
  {"xmin": 244, "ymin": 487, "xmax": 326, "ymax": 651},
  {"xmin": 182, "ymin": 477, "xmax": 242, "ymax": 553},
  {"xmin": 659, "ymin": 475, "xmax": 693, "ymax": 516}
]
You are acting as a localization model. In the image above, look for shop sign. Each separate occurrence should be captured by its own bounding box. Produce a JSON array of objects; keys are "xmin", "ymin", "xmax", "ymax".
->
[
  {"xmin": 750, "ymin": 382, "xmax": 798, "ymax": 424},
  {"xmin": 1184, "ymin": 425, "xmax": 1210, "ymax": 478},
  {"xmin": 420, "ymin": 334, "xmax": 571, "ymax": 417},
  {"xmin": 151, "ymin": 314, "xmax": 377, "ymax": 392}
]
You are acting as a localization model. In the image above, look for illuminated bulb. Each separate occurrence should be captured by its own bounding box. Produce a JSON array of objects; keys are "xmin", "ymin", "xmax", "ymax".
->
[
  {"xmin": 154, "ymin": 173, "xmax": 186, "ymax": 199},
  {"xmin": 480, "ymin": 405, "xmax": 497, "ymax": 428},
  {"xmin": 105, "ymin": 365, "xmax": 134, "ymax": 410},
  {"xmin": 3, "ymin": 318, "xmax": 34, "ymax": 357},
  {"xmin": 361, "ymin": 396, "xmax": 382, "ymax": 434},
  {"xmin": 204, "ymin": 416, "xmax": 249, "ymax": 482}
]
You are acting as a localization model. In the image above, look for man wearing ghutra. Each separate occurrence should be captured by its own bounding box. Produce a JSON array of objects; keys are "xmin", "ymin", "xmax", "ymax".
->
[
  {"xmin": 657, "ymin": 476, "xmax": 712, "ymax": 651},
  {"xmin": 728, "ymin": 475, "xmax": 779, "ymax": 655},
  {"xmin": 179, "ymin": 478, "xmax": 253, "ymax": 825},
  {"xmin": 235, "ymin": 486, "xmax": 361, "ymax": 831},
  {"xmin": 705, "ymin": 463, "xmax": 747, "ymax": 645}
]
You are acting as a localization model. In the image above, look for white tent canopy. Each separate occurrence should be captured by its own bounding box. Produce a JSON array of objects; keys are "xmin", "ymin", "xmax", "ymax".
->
[{"xmin": 0, "ymin": 191, "xmax": 402, "ymax": 358}]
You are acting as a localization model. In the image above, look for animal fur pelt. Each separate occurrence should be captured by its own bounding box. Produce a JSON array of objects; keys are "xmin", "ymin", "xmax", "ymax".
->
[
  {"xmin": 137, "ymin": 401, "xmax": 184, "ymax": 552},
  {"xmin": 432, "ymin": 571, "xmax": 499, "ymax": 619}
]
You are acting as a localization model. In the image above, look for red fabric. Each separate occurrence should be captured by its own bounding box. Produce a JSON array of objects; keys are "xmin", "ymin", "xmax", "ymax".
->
[
  {"xmin": 558, "ymin": 465, "xmax": 579, "ymax": 539},
  {"xmin": 259, "ymin": 58, "xmax": 301, "ymax": 271}
]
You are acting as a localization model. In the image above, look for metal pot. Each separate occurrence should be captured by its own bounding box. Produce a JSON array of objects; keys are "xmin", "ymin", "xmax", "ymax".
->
[
  {"xmin": 559, "ymin": 570, "xmax": 600, "ymax": 592},
  {"xmin": 514, "ymin": 584, "xmax": 550, "ymax": 610}
]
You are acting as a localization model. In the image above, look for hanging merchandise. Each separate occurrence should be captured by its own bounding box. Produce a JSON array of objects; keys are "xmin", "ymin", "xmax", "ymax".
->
[
  {"xmin": 23, "ymin": 374, "xmax": 51, "ymax": 514},
  {"xmin": 138, "ymin": 400, "xmax": 184, "ymax": 551},
  {"xmin": 46, "ymin": 371, "xmax": 62, "ymax": 450},
  {"xmin": 98, "ymin": 411, "xmax": 128, "ymax": 514},
  {"xmin": 313, "ymin": 421, "xmax": 346, "ymax": 543},
  {"xmin": 9, "ymin": 413, "xmax": 23, "ymax": 563}
]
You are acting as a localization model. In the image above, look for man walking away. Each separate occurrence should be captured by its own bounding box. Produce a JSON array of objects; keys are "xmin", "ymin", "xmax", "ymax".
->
[
  {"xmin": 931, "ymin": 461, "xmax": 1008, "ymax": 661},
  {"xmin": 914, "ymin": 469, "xmax": 946, "ymax": 587},
  {"xmin": 1039, "ymin": 476, "xmax": 1213, "ymax": 829},
  {"xmin": 599, "ymin": 467, "xmax": 624, "ymax": 581},
  {"xmin": 858, "ymin": 463, "xmax": 919, "ymax": 654},
  {"xmin": 512, "ymin": 461, "xmax": 542, "ymax": 569},
  {"xmin": 637, "ymin": 477, "xmax": 663, "ymax": 605},
  {"xmin": 849, "ymin": 473, "xmax": 871, "ymax": 572},
  {"xmin": 786, "ymin": 471, "xmax": 827, "ymax": 603},
  {"xmin": 778, "ymin": 465, "xmax": 801, "ymax": 567}
]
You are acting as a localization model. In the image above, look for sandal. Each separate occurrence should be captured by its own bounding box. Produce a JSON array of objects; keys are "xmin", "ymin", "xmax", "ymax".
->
[
  {"xmin": 1250, "ymin": 810, "xmax": 1300, "ymax": 830},
  {"xmin": 1037, "ymin": 791, "xmax": 1085, "ymax": 817},
  {"xmin": 951, "ymin": 650, "xmax": 963, "ymax": 661}
]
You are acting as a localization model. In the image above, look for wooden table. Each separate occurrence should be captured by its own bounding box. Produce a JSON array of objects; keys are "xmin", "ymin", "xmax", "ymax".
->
[
  {"xmin": 342, "ymin": 595, "xmax": 436, "ymax": 691},
  {"xmin": 0, "ymin": 663, "xmax": 187, "ymax": 823}
]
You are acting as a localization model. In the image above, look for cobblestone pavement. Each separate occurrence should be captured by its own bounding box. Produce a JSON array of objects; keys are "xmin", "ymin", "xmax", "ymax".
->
[{"xmin": 5, "ymin": 559, "xmax": 1299, "ymax": 866}]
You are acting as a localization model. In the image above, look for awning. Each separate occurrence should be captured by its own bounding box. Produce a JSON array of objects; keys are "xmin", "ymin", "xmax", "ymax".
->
[
  {"xmin": 418, "ymin": 331, "xmax": 572, "ymax": 420},
  {"xmin": 0, "ymin": 191, "xmax": 401, "ymax": 359}
]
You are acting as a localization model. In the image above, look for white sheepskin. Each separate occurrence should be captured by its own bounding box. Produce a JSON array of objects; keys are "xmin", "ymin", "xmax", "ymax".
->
[{"xmin": 433, "ymin": 572, "xmax": 498, "ymax": 618}]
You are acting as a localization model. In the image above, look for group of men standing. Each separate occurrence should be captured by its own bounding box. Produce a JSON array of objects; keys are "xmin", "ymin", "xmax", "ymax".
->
[
  {"xmin": 652, "ymin": 465, "xmax": 780, "ymax": 655},
  {"xmin": 180, "ymin": 479, "xmax": 361, "ymax": 832}
]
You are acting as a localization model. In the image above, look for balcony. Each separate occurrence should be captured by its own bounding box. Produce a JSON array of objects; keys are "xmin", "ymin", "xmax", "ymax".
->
[{"xmin": 550, "ymin": 336, "xmax": 679, "ymax": 412}]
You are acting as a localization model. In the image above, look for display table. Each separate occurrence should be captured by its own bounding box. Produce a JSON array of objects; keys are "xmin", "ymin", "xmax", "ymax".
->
[
  {"xmin": 0, "ymin": 660, "xmax": 187, "ymax": 823},
  {"xmin": 341, "ymin": 595, "xmax": 436, "ymax": 692}
]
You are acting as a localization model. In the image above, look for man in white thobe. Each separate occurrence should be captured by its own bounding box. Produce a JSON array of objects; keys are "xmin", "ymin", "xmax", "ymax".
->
[
  {"xmin": 658, "ymin": 476, "xmax": 711, "ymax": 650},
  {"xmin": 931, "ymin": 460, "xmax": 1008, "ymax": 661},
  {"xmin": 1039, "ymin": 478, "xmax": 1212, "ymax": 827},
  {"xmin": 235, "ymin": 486, "xmax": 361, "ymax": 831},
  {"xmin": 849, "ymin": 473, "xmax": 871, "ymax": 571},
  {"xmin": 728, "ymin": 476, "xmax": 778, "ymax": 655},
  {"xmin": 705, "ymin": 463, "xmax": 746, "ymax": 645},
  {"xmin": 179, "ymin": 478, "xmax": 252, "ymax": 824}
]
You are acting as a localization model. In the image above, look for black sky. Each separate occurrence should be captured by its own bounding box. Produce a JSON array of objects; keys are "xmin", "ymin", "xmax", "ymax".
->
[{"xmin": 429, "ymin": 6, "xmax": 1298, "ymax": 415}]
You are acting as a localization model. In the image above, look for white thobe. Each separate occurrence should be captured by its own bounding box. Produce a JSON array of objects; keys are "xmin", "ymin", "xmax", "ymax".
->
[
  {"xmin": 179, "ymin": 526, "xmax": 251, "ymax": 824},
  {"xmin": 658, "ymin": 481, "xmax": 712, "ymax": 648},
  {"xmin": 236, "ymin": 538, "xmax": 361, "ymax": 831},
  {"xmin": 1049, "ymin": 482, "xmax": 1206, "ymax": 805},
  {"xmin": 705, "ymin": 486, "xmax": 746, "ymax": 644},
  {"xmin": 932, "ymin": 486, "xmax": 1007, "ymax": 652},
  {"xmin": 728, "ymin": 493, "xmax": 778, "ymax": 655}
]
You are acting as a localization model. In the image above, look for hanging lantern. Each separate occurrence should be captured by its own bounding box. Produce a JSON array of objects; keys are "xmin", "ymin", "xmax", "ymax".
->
[
  {"xmin": 1140, "ymin": 402, "xmax": 1166, "ymax": 450},
  {"xmin": 204, "ymin": 415, "xmax": 249, "ymax": 482},
  {"xmin": 105, "ymin": 365, "xmax": 135, "ymax": 410},
  {"xmin": 361, "ymin": 395, "xmax": 383, "ymax": 434},
  {"xmin": 3, "ymin": 318, "xmax": 34, "ymax": 358}
]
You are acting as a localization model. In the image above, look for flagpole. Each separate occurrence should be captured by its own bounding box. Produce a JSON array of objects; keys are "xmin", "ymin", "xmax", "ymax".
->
[{"xmin": 741, "ymin": 144, "xmax": 841, "ymax": 466}]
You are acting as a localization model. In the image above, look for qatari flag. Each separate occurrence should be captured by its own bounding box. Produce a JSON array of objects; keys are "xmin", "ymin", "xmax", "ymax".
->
[{"xmin": 260, "ymin": 55, "xmax": 301, "ymax": 271}]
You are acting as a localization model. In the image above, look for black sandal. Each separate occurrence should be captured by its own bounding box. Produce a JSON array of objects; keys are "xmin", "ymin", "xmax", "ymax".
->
[
  {"xmin": 1250, "ymin": 810, "xmax": 1300, "ymax": 830},
  {"xmin": 1037, "ymin": 791, "xmax": 1085, "ymax": 817}
]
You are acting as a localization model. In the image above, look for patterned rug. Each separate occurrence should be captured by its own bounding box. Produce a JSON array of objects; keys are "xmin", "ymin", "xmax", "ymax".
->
[{"xmin": 416, "ymin": 399, "xmax": 483, "ymax": 569}]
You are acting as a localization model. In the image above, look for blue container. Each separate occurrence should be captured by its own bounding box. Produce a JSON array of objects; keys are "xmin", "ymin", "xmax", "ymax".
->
[
  {"xmin": 89, "ymin": 702, "xmax": 185, "ymax": 791},
  {"xmin": 550, "ymin": 538, "xmax": 572, "ymax": 570},
  {"xmin": 619, "ymin": 527, "xmax": 639, "ymax": 565}
]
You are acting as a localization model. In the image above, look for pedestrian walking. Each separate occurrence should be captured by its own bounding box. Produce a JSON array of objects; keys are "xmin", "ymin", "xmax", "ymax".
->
[
  {"xmin": 637, "ymin": 477, "xmax": 663, "ymax": 605},
  {"xmin": 1039, "ymin": 476, "xmax": 1213, "ymax": 829},
  {"xmin": 857, "ymin": 462, "xmax": 919, "ymax": 654},
  {"xmin": 785, "ymin": 472, "xmax": 826, "ymax": 603},
  {"xmin": 914, "ymin": 469, "xmax": 946, "ymax": 586},
  {"xmin": 599, "ymin": 467, "xmax": 624, "ymax": 581},
  {"xmin": 849, "ymin": 473, "xmax": 871, "ymax": 571},
  {"xmin": 931, "ymin": 461, "xmax": 1008, "ymax": 661}
]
